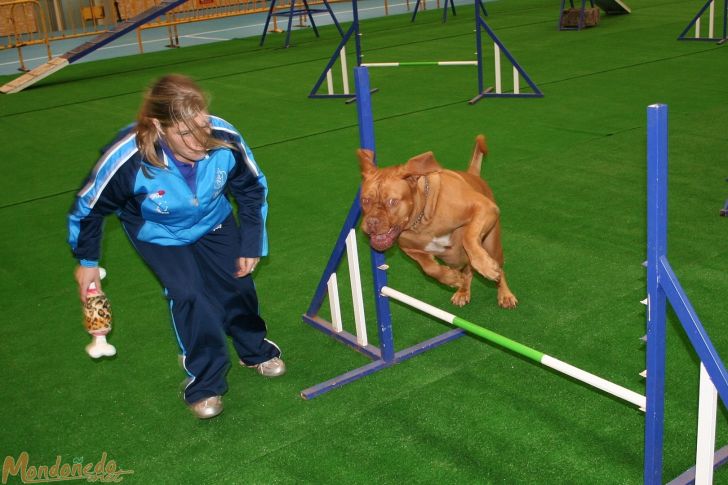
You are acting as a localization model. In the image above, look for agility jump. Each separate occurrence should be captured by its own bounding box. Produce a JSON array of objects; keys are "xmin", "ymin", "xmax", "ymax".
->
[
  {"xmin": 303, "ymin": 67, "xmax": 728, "ymax": 482},
  {"xmin": 644, "ymin": 103, "xmax": 728, "ymax": 484},
  {"xmin": 677, "ymin": 0, "xmax": 728, "ymax": 43},
  {"xmin": 303, "ymin": 67, "xmax": 638, "ymax": 409},
  {"xmin": 258, "ymin": 0, "xmax": 344, "ymax": 48},
  {"xmin": 308, "ymin": 0, "xmax": 542, "ymax": 103},
  {"xmin": 409, "ymin": 0, "xmax": 488, "ymax": 23}
]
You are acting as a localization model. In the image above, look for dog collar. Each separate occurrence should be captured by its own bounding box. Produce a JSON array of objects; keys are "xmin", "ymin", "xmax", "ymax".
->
[{"xmin": 409, "ymin": 176, "xmax": 430, "ymax": 231}]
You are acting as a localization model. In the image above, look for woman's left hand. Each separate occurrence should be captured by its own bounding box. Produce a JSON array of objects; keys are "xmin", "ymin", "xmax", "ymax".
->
[{"xmin": 236, "ymin": 257, "xmax": 260, "ymax": 277}]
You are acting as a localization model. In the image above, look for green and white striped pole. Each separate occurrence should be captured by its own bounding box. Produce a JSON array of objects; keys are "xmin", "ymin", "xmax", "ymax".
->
[
  {"xmin": 381, "ymin": 286, "xmax": 646, "ymax": 411},
  {"xmin": 362, "ymin": 61, "xmax": 479, "ymax": 67}
]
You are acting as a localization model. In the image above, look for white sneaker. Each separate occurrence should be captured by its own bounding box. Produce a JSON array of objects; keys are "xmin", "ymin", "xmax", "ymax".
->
[
  {"xmin": 189, "ymin": 395, "xmax": 223, "ymax": 419},
  {"xmin": 243, "ymin": 357, "xmax": 286, "ymax": 377}
]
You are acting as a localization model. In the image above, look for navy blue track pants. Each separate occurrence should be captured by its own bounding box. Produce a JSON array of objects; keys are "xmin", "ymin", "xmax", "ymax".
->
[{"xmin": 125, "ymin": 214, "xmax": 280, "ymax": 404}]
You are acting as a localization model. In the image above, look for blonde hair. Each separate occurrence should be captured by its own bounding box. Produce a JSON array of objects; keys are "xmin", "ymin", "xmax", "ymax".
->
[{"xmin": 135, "ymin": 74, "xmax": 231, "ymax": 168}]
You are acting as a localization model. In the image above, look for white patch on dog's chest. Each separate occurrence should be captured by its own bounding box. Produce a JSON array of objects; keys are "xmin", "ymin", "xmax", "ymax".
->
[{"xmin": 424, "ymin": 234, "xmax": 453, "ymax": 254}]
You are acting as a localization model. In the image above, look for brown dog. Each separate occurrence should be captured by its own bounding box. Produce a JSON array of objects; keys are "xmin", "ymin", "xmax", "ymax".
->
[{"xmin": 358, "ymin": 135, "xmax": 517, "ymax": 309}]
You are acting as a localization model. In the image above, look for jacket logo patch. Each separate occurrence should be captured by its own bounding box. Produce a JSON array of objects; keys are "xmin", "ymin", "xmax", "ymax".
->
[
  {"xmin": 149, "ymin": 190, "xmax": 170, "ymax": 214},
  {"xmin": 213, "ymin": 169, "xmax": 228, "ymax": 198},
  {"xmin": 214, "ymin": 169, "xmax": 227, "ymax": 190}
]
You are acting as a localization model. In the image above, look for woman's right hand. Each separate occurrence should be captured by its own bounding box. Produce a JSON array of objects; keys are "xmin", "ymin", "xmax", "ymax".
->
[{"xmin": 75, "ymin": 265, "xmax": 102, "ymax": 303}]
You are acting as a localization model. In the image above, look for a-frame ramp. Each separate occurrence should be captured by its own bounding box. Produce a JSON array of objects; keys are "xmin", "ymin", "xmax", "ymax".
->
[
  {"xmin": 593, "ymin": 0, "xmax": 631, "ymax": 14},
  {"xmin": 1, "ymin": 0, "xmax": 191, "ymax": 94}
]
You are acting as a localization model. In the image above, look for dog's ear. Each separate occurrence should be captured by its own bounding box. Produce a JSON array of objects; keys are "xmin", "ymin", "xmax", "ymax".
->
[
  {"xmin": 357, "ymin": 149, "xmax": 377, "ymax": 177},
  {"xmin": 403, "ymin": 151, "xmax": 443, "ymax": 176}
]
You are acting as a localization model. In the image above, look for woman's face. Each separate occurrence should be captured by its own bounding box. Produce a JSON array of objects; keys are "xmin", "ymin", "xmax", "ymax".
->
[{"xmin": 161, "ymin": 111, "xmax": 211, "ymax": 164}]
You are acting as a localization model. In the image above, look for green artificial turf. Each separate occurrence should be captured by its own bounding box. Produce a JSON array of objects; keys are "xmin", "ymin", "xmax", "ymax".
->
[{"xmin": 2, "ymin": 0, "xmax": 728, "ymax": 482}]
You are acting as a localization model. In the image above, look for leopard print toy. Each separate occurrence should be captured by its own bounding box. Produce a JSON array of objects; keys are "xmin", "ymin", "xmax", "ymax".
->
[
  {"xmin": 83, "ymin": 292, "xmax": 112, "ymax": 334},
  {"xmin": 83, "ymin": 278, "xmax": 117, "ymax": 359}
]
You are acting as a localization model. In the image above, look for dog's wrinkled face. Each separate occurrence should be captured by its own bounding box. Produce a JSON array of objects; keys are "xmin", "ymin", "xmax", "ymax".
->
[
  {"xmin": 358, "ymin": 149, "xmax": 440, "ymax": 251},
  {"xmin": 360, "ymin": 172, "xmax": 414, "ymax": 251}
]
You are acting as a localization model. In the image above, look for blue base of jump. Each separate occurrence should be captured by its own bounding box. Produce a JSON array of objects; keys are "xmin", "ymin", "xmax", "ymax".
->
[
  {"xmin": 666, "ymin": 445, "xmax": 728, "ymax": 485},
  {"xmin": 301, "ymin": 312, "xmax": 465, "ymax": 399},
  {"xmin": 469, "ymin": 88, "xmax": 543, "ymax": 104}
]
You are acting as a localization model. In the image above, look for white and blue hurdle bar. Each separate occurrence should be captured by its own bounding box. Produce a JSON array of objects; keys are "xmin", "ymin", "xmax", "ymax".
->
[
  {"xmin": 677, "ymin": 0, "xmax": 728, "ymax": 43},
  {"xmin": 308, "ymin": 0, "xmax": 542, "ymax": 104},
  {"xmin": 302, "ymin": 66, "xmax": 642, "ymax": 410}
]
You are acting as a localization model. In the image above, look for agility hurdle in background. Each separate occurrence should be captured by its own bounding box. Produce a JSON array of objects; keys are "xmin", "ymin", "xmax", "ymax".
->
[
  {"xmin": 409, "ymin": 0, "xmax": 488, "ymax": 23},
  {"xmin": 677, "ymin": 0, "xmax": 728, "ymax": 43},
  {"xmin": 258, "ymin": 0, "xmax": 344, "ymax": 48},
  {"xmin": 308, "ymin": 0, "xmax": 542, "ymax": 104},
  {"xmin": 410, "ymin": 0, "xmax": 457, "ymax": 23}
]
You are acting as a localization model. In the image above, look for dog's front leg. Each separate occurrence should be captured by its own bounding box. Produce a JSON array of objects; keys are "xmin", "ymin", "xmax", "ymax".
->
[
  {"xmin": 483, "ymin": 221, "xmax": 518, "ymax": 309},
  {"xmin": 400, "ymin": 247, "xmax": 473, "ymax": 306},
  {"xmin": 462, "ymin": 205, "xmax": 502, "ymax": 282}
]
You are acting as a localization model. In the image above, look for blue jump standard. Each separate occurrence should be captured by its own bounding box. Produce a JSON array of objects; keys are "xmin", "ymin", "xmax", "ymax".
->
[{"xmin": 300, "ymin": 67, "xmax": 466, "ymax": 400}]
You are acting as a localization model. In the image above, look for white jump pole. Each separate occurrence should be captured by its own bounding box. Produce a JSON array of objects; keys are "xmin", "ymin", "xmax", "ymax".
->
[
  {"xmin": 327, "ymin": 273, "xmax": 343, "ymax": 332},
  {"xmin": 361, "ymin": 61, "xmax": 479, "ymax": 67},
  {"xmin": 346, "ymin": 229, "xmax": 368, "ymax": 346},
  {"xmin": 493, "ymin": 43, "xmax": 502, "ymax": 94},
  {"xmin": 695, "ymin": 363, "xmax": 718, "ymax": 484},
  {"xmin": 340, "ymin": 46, "xmax": 350, "ymax": 95},
  {"xmin": 381, "ymin": 286, "xmax": 647, "ymax": 410},
  {"xmin": 325, "ymin": 46, "xmax": 351, "ymax": 95},
  {"xmin": 326, "ymin": 70, "xmax": 334, "ymax": 95}
]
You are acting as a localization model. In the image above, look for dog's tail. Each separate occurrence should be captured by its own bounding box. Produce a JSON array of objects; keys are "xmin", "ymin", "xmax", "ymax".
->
[{"xmin": 467, "ymin": 135, "xmax": 488, "ymax": 177}]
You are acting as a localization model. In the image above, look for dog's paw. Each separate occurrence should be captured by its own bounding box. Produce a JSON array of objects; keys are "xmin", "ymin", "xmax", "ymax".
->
[
  {"xmin": 470, "ymin": 256, "xmax": 502, "ymax": 282},
  {"xmin": 498, "ymin": 293, "xmax": 518, "ymax": 309},
  {"xmin": 451, "ymin": 290, "xmax": 471, "ymax": 307},
  {"xmin": 482, "ymin": 263, "xmax": 502, "ymax": 283}
]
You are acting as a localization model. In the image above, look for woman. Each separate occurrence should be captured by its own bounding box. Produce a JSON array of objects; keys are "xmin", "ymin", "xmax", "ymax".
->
[{"xmin": 68, "ymin": 74, "xmax": 285, "ymax": 419}]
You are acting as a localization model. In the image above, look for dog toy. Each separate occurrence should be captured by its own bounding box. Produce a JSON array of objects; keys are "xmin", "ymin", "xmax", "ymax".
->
[{"xmin": 82, "ymin": 268, "xmax": 116, "ymax": 359}]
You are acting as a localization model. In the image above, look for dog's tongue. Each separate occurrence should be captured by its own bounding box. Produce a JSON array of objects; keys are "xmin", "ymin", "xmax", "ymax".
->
[{"xmin": 370, "ymin": 230, "xmax": 397, "ymax": 252}]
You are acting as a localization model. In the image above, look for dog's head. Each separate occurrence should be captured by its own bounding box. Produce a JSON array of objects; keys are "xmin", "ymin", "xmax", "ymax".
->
[{"xmin": 358, "ymin": 148, "xmax": 443, "ymax": 251}]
